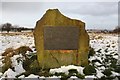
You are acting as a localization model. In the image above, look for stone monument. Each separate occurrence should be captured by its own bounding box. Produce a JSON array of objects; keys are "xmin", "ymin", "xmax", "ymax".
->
[{"xmin": 34, "ymin": 9, "xmax": 89, "ymax": 69}]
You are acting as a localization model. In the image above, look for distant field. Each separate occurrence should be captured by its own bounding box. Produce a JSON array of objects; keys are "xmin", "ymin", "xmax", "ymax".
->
[{"xmin": 0, "ymin": 31, "xmax": 33, "ymax": 36}]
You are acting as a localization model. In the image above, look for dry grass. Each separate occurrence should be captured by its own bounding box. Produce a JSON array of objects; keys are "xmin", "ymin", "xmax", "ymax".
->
[
  {"xmin": 2, "ymin": 46, "xmax": 33, "ymax": 58},
  {"xmin": 0, "ymin": 32, "xmax": 33, "ymax": 37},
  {"xmin": 2, "ymin": 48, "xmax": 14, "ymax": 56},
  {"xmin": 1, "ymin": 46, "xmax": 33, "ymax": 73}
]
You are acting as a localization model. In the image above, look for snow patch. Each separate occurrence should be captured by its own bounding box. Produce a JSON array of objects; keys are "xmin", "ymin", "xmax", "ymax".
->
[{"xmin": 50, "ymin": 65, "xmax": 84, "ymax": 75}]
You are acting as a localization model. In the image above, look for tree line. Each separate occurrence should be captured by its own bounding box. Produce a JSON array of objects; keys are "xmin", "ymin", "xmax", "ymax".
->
[
  {"xmin": 0, "ymin": 23, "xmax": 34, "ymax": 33},
  {"xmin": 87, "ymin": 26, "xmax": 120, "ymax": 34},
  {"xmin": 0, "ymin": 23, "xmax": 119, "ymax": 33},
  {"xmin": 112, "ymin": 26, "xmax": 120, "ymax": 33}
]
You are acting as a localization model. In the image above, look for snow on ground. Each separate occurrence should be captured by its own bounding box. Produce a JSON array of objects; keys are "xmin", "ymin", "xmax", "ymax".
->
[
  {"xmin": 11, "ymin": 55, "xmax": 25, "ymax": 74},
  {"xmin": 0, "ymin": 33, "xmax": 34, "ymax": 55},
  {"xmin": 0, "ymin": 32, "xmax": 119, "ymax": 79},
  {"xmin": 50, "ymin": 65, "xmax": 84, "ymax": 75},
  {"xmin": 89, "ymin": 33, "xmax": 118, "ymax": 62}
]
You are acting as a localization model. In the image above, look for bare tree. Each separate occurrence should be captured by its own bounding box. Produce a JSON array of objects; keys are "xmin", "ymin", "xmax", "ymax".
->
[
  {"xmin": 2, "ymin": 23, "xmax": 12, "ymax": 33},
  {"xmin": 113, "ymin": 26, "xmax": 120, "ymax": 33}
]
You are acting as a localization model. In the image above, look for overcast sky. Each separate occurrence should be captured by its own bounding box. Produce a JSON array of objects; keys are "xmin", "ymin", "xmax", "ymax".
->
[{"xmin": 0, "ymin": 2, "xmax": 118, "ymax": 30}]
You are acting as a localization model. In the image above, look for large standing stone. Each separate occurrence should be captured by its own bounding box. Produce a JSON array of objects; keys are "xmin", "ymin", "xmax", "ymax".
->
[{"xmin": 34, "ymin": 9, "xmax": 89, "ymax": 69}]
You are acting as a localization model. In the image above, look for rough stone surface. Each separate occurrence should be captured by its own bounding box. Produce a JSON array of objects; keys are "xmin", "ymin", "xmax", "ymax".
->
[{"xmin": 34, "ymin": 9, "xmax": 89, "ymax": 69}]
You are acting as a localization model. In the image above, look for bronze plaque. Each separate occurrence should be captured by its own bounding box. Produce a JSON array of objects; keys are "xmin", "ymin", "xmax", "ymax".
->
[{"xmin": 44, "ymin": 26, "xmax": 80, "ymax": 50}]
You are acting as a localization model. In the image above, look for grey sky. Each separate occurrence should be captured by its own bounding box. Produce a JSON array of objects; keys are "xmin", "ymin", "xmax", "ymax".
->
[{"xmin": 1, "ymin": 2, "xmax": 118, "ymax": 29}]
